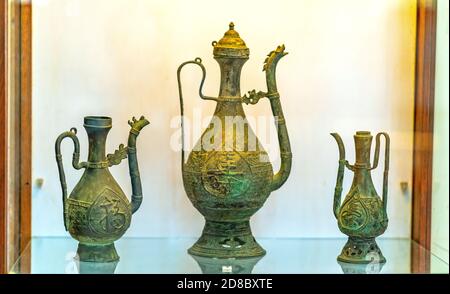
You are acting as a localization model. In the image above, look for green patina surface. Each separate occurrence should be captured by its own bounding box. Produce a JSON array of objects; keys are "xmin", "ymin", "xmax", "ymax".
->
[
  {"xmin": 331, "ymin": 131, "xmax": 390, "ymax": 264},
  {"xmin": 177, "ymin": 23, "xmax": 292, "ymax": 258},
  {"xmin": 55, "ymin": 116, "xmax": 149, "ymax": 262}
]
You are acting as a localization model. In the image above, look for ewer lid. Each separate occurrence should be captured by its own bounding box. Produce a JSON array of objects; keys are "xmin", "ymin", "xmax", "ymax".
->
[{"xmin": 212, "ymin": 22, "xmax": 250, "ymax": 58}]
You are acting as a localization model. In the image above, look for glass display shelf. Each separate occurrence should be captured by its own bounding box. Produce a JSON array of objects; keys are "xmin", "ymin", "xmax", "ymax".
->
[{"xmin": 10, "ymin": 237, "xmax": 448, "ymax": 274}]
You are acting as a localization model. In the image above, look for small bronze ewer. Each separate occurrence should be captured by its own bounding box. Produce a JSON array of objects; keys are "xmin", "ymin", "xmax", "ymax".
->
[
  {"xmin": 55, "ymin": 116, "xmax": 149, "ymax": 262},
  {"xmin": 331, "ymin": 131, "xmax": 390, "ymax": 264},
  {"xmin": 177, "ymin": 23, "xmax": 292, "ymax": 258}
]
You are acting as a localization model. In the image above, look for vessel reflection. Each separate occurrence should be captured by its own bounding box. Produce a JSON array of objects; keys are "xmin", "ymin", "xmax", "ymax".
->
[
  {"xmin": 74, "ymin": 259, "xmax": 119, "ymax": 274},
  {"xmin": 337, "ymin": 260, "xmax": 385, "ymax": 274},
  {"xmin": 190, "ymin": 254, "xmax": 263, "ymax": 274}
]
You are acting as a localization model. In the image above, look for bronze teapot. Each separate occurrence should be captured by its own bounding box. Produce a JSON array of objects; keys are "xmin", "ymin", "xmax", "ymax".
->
[
  {"xmin": 55, "ymin": 116, "xmax": 149, "ymax": 262},
  {"xmin": 331, "ymin": 131, "xmax": 390, "ymax": 264},
  {"xmin": 177, "ymin": 23, "xmax": 292, "ymax": 258}
]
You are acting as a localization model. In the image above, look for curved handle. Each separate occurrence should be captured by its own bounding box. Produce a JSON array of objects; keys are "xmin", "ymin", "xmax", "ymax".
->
[
  {"xmin": 177, "ymin": 58, "xmax": 218, "ymax": 103},
  {"xmin": 55, "ymin": 128, "xmax": 87, "ymax": 230},
  {"xmin": 176, "ymin": 58, "xmax": 217, "ymax": 168},
  {"xmin": 330, "ymin": 133, "xmax": 347, "ymax": 218},
  {"xmin": 372, "ymin": 132, "xmax": 390, "ymax": 214}
]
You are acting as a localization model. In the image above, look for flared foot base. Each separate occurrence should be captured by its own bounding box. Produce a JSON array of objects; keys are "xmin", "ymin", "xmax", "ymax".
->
[
  {"xmin": 76, "ymin": 243, "xmax": 120, "ymax": 262},
  {"xmin": 188, "ymin": 220, "xmax": 266, "ymax": 258},
  {"xmin": 338, "ymin": 237, "xmax": 386, "ymax": 264}
]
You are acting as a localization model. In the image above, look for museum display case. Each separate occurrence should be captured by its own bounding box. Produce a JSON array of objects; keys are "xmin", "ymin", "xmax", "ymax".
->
[{"xmin": 1, "ymin": 0, "xmax": 448, "ymax": 275}]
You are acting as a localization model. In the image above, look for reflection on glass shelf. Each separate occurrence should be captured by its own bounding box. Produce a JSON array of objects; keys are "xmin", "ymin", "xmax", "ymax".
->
[
  {"xmin": 9, "ymin": 237, "xmax": 449, "ymax": 274},
  {"xmin": 190, "ymin": 255, "xmax": 263, "ymax": 274},
  {"xmin": 75, "ymin": 260, "xmax": 119, "ymax": 274},
  {"xmin": 337, "ymin": 261, "xmax": 385, "ymax": 274}
]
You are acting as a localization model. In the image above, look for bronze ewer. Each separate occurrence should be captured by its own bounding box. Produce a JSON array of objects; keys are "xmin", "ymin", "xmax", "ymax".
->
[
  {"xmin": 177, "ymin": 23, "xmax": 292, "ymax": 258},
  {"xmin": 55, "ymin": 116, "xmax": 149, "ymax": 262},
  {"xmin": 331, "ymin": 131, "xmax": 390, "ymax": 264}
]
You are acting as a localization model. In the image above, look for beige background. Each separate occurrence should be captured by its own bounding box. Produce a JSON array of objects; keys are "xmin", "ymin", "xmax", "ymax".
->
[{"xmin": 32, "ymin": 0, "xmax": 417, "ymax": 238}]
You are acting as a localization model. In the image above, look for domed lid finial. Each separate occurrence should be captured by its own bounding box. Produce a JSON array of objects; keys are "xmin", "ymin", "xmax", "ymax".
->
[{"xmin": 212, "ymin": 22, "xmax": 249, "ymax": 58}]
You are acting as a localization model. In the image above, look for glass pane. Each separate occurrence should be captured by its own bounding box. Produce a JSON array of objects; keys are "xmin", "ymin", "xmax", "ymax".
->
[
  {"xmin": 31, "ymin": 0, "xmax": 415, "ymax": 242},
  {"xmin": 431, "ymin": 0, "xmax": 449, "ymax": 267}
]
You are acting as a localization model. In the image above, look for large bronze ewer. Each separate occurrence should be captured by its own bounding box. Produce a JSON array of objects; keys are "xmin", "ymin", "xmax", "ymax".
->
[
  {"xmin": 177, "ymin": 23, "xmax": 292, "ymax": 258},
  {"xmin": 331, "ymin": 131, "xmax": 390, "ymax": 264}
]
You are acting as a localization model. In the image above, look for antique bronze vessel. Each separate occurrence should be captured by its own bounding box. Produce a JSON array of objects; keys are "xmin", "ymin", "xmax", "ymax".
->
[
  {"xmin": 55, "ymin": 116, "xmax": 149, "ymax": 262},
  {"xmin": 177, "ymin": 23, "xmax": 292, "ymax": 258},
  {"xmin": 331, "ymin": 131, "xmax": 390, "ymax": 264}
]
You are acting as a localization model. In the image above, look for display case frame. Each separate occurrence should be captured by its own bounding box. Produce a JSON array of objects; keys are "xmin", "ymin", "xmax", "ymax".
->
[
  {"xmin": 411, "ymin": 0, "xmax": 437, "ymax": 273},
  {"xmin": 0, "ymin": 0, "xmax": 32, "ymax": 274},
  {"xmin": 0, "ymin": 0, "xmax": 444, "ymax": 274}
]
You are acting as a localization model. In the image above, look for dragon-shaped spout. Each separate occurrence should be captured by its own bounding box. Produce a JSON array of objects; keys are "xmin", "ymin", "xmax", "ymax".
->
[
  {"xmin": 264, "ymin": 45, "xmax": 288, "ymax": 93},
  {"xmin": 243, "ymin": 45, "xmax": 292, "ymax": 191},
  {"xmin": 264, "ymin": 45, "xmax": 291, "ymax": 191},
  {"xmin": 126, "ymin": 116, "xmax": 149, "ymax": 213},
  {"xmin": 107, "ymin": 116, "xmax": 149, "ymax": 213}
]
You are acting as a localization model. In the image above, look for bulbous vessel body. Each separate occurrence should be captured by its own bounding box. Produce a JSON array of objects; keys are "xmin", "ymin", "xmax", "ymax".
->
[
  {"xmin": 177, "ymin": 23, "xmax": 292, "ymax": 258},
  {"xmin": 55, "ymin": 116, "xmax": 149, "ymax": 262},
  {"xmin": 331, "ymin": 131, "xmax": 390, "ymax": 264}
]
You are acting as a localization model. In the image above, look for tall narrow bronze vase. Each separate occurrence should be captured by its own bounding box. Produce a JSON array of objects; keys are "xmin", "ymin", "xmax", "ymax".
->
[{"xmin": 331, "ymin": 131, "xmax": 390, "ymax": 264}]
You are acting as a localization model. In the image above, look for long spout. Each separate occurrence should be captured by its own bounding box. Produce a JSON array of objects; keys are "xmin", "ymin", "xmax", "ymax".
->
[
  {"xmin": 264, "ymin": 45, "xmax": 292, "ymax": 191},
  {"xmin": 127, "ymin": 116, "xmax": 150, "ymax": 214},
  {"xmin": 330, "ymin": 133, "xmax": 346, "ymax": 218}
]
